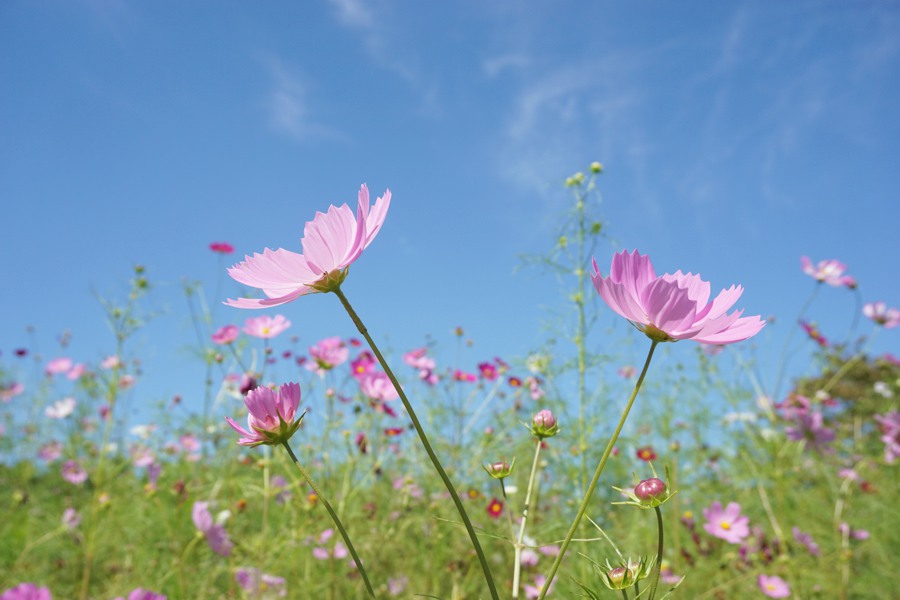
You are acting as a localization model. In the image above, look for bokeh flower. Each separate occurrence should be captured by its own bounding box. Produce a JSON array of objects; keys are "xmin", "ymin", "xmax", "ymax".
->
[
  {"xmin": 0, "ymin": 583, "xmax": 52, "ymax": 600},
  {"xmin": 45, "ymin": 397, "xmax": 76, "ymax": 419},
  {"xmin": 591, "ymin": 250, "xmax": 764, "ymax": 344},
  {"xmin": 211, "ymin": 324, "xmax": 239, "ymax": 345},
  {"xmin": 757, "ymin": 574, "xmax": 790, "ymax": 598},
  {"xmin": 242, "ymin": 315, "xmax": 291, "ymax": 339},
  {"xmin": 635, "ymin": 446, "xmax": 656, "ymax": 462},
  {"xmin": 192, "ymin": 501, "xmax": 233, "ymax": 557},
  {"xmin": 486, "ymin": 498, "xmax": 503, "ymax": 518},
  {"xmin": 801, "ymin": 256, "xmax": 854, "ymax": 287},
  {"xmin": 226, "ymin": 184, "xmax": 391, "ymax": 307},
  {"xmin": 359, "ymin": 372, "xmax": 400, "ymax": 403},
  {"xmin": 113, "ymin": 590, "xmax": 167, "ymax": 600},
  {"xmin": 209, "ymin": 241, "xmax": 234, "ymax": 254},
  {"xmin": 874, "ymin": 411, "xmax": 900, "ymax": 463},
  {"xmin": 44, "ymin": 357, "xmax": 73, "ymax": 376},
  {"xmin": 61, "ymin": 460, "xmax": 88, "ymax": 485},
  {"xmin": 235, "ymin": 567, "xmax": 286, "ymax": 598},
  {"xmin": 703, "ymin": 501, "xmax": 750, "ymax": 544},
  {"xmin": 785, "ymin": 411, "xmax": 835, "ymax": 454},
  {"xmin": 225, "ymin": 382, "xmax": 304, "ymax": 448},
  {"xmin": 306, "ymin": 337, "xmax": 349, "ymax": 374},
  {"xmin": 791, "ymin": 527, "xmax": 820, "ymax": 557},
  {"xmin": 863, "ymin": 301, "xmax": 900, "ymax": 328}
]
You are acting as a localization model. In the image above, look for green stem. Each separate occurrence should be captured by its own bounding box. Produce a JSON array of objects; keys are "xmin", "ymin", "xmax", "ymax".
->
[
  {"xmin": 281, "ymin": 440, "xmax": 376, "ymax": 598},
  {"xmin": 513, "ymin": 440, "xmax": 544, "ymax": 598},
  {"xmin": 333, "ymin": 286, "xmax": 500, "ymax": 600},
  {"xmin": 647, "ymin": 506, "xmax": 664, "ymax": 600},
  {"xmin": 538, "ymin": 340, "xmax": 659, "ymax": 599}
]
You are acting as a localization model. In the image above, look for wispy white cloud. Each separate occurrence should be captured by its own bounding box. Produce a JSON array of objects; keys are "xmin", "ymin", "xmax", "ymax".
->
[
  {"xmin": 262, "ymin": 57, "xmax": 344, "ymax": 143},
  {"xmin": 482, "ymin": 54, "xmax": 532, "ymax": 78}
]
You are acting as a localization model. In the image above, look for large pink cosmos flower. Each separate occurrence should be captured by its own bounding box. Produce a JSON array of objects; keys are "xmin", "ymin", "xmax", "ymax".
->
[
  {"xmin": 702, "ymin": 501, "xmax": 750, "ymax": 544},
  {"xmin": 225, "ymin": 382, "xmax": 304, "ymax": 447},
  {"xmin": 591, "ymin": 250, "xmax": 765, "ymax": 344},
  {"xmin": 226, "ymin": 184, "xmax": 391, "ymax": 308},
  {"xmin": 757, "ymin": 574, "xmax": 790, "ymax": 598}
]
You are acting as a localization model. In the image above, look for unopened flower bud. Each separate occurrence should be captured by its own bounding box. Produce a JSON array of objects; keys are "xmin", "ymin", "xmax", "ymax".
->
[
  {"xmin": 531, "ymin": 409, "xmax": 559, "ymax": 439},
  {"xmin": 634, "ymin": 478, "xmax": 667, "ymax": 505},
  {"xmin": 608, "ymin": 567, "xmax": 626, "ymax": 586},
  {"xmin": 483, "ymin": 459, "xmax": 514, "ymax": 480},
  {"xmin": 590, "ymin": 161, "xmax": 603, "ymax": 174}
]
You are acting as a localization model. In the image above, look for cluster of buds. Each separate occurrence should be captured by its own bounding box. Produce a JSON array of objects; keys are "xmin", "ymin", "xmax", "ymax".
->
[
  {"xmin": 613, "ymin": 465, "xmax": 676, "ymax": 509},
  {"xmin": 483, "ymin": 458, "xmax": 516, "ymax": 480},
  {"xmin": 529, "ymin": 409, "xmax": 559, "ymax": 439}
]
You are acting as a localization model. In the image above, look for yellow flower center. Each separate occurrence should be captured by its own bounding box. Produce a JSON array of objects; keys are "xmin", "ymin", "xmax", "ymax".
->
[
  {"xmin": 262, "ymin": 327, "xmax": 270, "ymax": 335},
  {"xmin": 720, "ymin": 521, "xmax": 731, "ymax": 530}
]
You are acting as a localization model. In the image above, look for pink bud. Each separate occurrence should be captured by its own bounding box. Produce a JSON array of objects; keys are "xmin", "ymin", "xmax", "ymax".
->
[{"xmin": 634, "ymin": 478, "xmax": 667, "ymax": 503}]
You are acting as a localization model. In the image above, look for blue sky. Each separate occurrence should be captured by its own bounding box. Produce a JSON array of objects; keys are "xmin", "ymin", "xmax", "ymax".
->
[{"xmin": 1, "ymin": 1, "xmax": 898, "ymax": 427}]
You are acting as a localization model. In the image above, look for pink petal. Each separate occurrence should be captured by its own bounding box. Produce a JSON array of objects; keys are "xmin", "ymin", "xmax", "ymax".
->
[{"xmin": 641, "ymin": 278, "xmax": 698, "ymax": 333}]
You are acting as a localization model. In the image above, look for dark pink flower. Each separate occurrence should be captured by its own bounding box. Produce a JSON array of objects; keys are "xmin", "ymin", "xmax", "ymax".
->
[
  {"xmin": 478, "ymin": 362, "xmax": 499, "ymax": 381},
  {"xmin": 453, "ymin": 369, "xmax": 477, "ymax": 382},
  {"xmin": 801, "ymin": 256, "xmax": 852, "ymax": 287},
  {"xmin": 242, "ymin": 315, "xmax": 291, "ymax": 339},
  {"xmin": 211, "ymin": 325, "xmax": 239, "ymax": 345},
  {"xmin": 0, "ymin": 583, "xmax": 52, "ymax": 600},
  {"xmin": 702, "ymin": 501, "xmax": 750, "ymax": 544},
  {"xmin": 226, "ymin": 184, "xmax": 391, "ymax": 307},
  {"xmin": 798, "ymin": 320, "xmax": 828, "ymax": 348},
  {"xmin": 210, "ymin": 242, "xmax": 234, "ymax": 254},
  {"xmin": 226, "ymin": 383, "xmax": 304, "ymax": 447},
  {"xmin": 757, "ymin": 574, "xmax": 790, "ymax": 598},
  {"xmin": 592, "ymin": 250, "xmax": 764, "ymax": 344},
  {"xmin": 192, "ymin": 501, "xmax": 233, "ymax": 557},
  {"xmin": 350, "ymin": 351, "xmax": 377, "ymax": 379}
]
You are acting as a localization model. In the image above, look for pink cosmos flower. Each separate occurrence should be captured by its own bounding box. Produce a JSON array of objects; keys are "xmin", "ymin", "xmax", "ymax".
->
[
  {"xmin": 210, "ymin": 241, "xmax": 234, "ymax": 254},
  {"xmin": 799, "ymin": 320, "xmax": 828, "ymax": 348},
  {"xmin": 801, "ymin": 256, "xmax": 852, "ymax": 287},
  {"xmin": 454, "ymin": 369, "xmax": 477, "ymax": 382},
  {"xmin": 702, "ymin": 501, "xmax": 750, "ymax": 544},
  {"xmin": 838, "ymin": 522, "xmax": 869, "ymax": 540},
  {"xmin": 387, "ymin": 577, "xmax": 408, "ymax": 596},
  {"xmin": 242, "ymin": 315, "xmax": 291, "ymax": 339},
  {"xmin": 226, "ymin": 184, "xmax": 391, "ymax": 308},
  {"xmin": 62, "ymin": 508, "xmax": 80, "ymax": 530},
  {"xmin": 757, "ymin": 574, "xmax": 790, "ymax": 598},
  {"xmin": 235, "ymin": 568, "xmax": 286, "ymax": 598},
  {"xmin": 792, "ymin": 526, "xmax": 820, "ymax": 557},
  {"xmin": 1, "ymin": 381, "xmax": 24, "ymax": 403},
  {"xmin": 874, "ymin": 411, "xmax": 900, "ymax": 463},
  {"xmin": 591, "ymin": 250, "xmax": 765, "ymax": 344},
  {"xmin": 863, "ymin": 302, "xmax": 900, "ymax": 328},
  {"xmin": 211, "ymin": 324, "xmax": 239, "ymax": 345},
  {"xmin": 0, "ymin": 583, "xmax": 52, "ymax": 600},
  {"xmin": 350, "ymin": 351, "xmax": 377, "ymax": 379},
  {"xmin": 192, "ymin": 501, "xmax": 233, "ymax": 557},
  {"xmin": 478, "ymin": 362, "xmax": 499, "ymax": 381},
  {"xmin": 100, "ymin": 355, "xmax": 122, "ymax": 370},
  {"xmin": 617, "ymin": 365, "xmax": 637, "ymax": 378},
  {"xmin": 61, "ymin": 460, "xmax": 88, "ymax": 485},
  {"xmin": 112, "ymin": 590, "xmax": 167, "ymax": 600},
  {"xmin": 306, "ymin": 337, "xmax": 349, "ymax": 374},
  {"xmin": 45, "ymin": 357, "xmax": 73, "ymax": 376},
  {"xmin": 524, "ymin": 575, "xmax": 554, "ymax": 599},
  {"xmin": 225, "ymin": 382, "xmax": 304, "ymax": 447},
  {"xmin": 785, "ymin": 411, "xmax": 835, "ymax": 454},
  {"xmin": 359, "ymin": 371, "xmax": 400, "ymax": 403},
  {"xmin": 403, "ymin": 347, "xmax": 435, "ymax": 370},
  {"xmin": 66, "ymin": 364, "xmax": 85, "ymax": 380},
  {"xmin": 38, "ymin": 442, "xmax": 63, "ymax": 462}
]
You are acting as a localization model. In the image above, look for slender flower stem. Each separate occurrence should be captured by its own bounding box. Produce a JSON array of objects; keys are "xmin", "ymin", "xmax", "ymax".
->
[
  {"xmin": 513, "ymin": 440, "xmax": 544, "ymax": 599},
  {"xmin": 333, "ymin": 286, "xmax": 500, "ymax": 600},
  {"xmin": 281, "ymin": 440, "xmax": 376, "ymax": 599},
  {"xmin": 538, "ymin": 340, "xmax": 659, "ymax": 599},
  {"xmin": 773, "ymin": 284, "xmax": 819, "ymax": 401},
  {"xmin": 647, "ymin": 506, "xmax": 664, "ymax": 600}
]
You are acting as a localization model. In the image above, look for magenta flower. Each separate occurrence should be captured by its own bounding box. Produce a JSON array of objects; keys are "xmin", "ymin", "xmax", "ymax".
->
[
  {"xmin": 226, "ymin": 382, "xmax": 304, "ymax": 447},
  {"xmin": 478, "ymin": 361, "xmax": 499, "ymax": 381},
  {"xmin": 0, "ymin": 583, "xmax": 52, "ymax": 600},
  {"xmin": 838, "ymin": 522, "xmax": 869, "ymax": 540},
  {"xmin": 757, "ymin": 574, "xmax": 790, "ymax": 598},
  {"xmin": 192, "ymin": 501, "xmax": 233, "ymax": 557},
  {"xmin": 211, "ymin": 324, "xmax": 239, "ymax": 345},
  {"xmin": 61, "ymin": 460, "xmax": 88, "ymax": 485},
  {"xmin": 801, "ymin": 256, "xmax": 852, "ymax": 287},
  {"xmin": 863, "ymin": 302, "xmax": 900, "ymax": 328},
  {"xmin": 112, "ymin": 590, "xmax": 167, "ymax": 600},
  {"xmin": 702, "ymin": 501, "xmax": 750, "ymax": 544},
  {"xmin": 209, "ymin": 241, "xmax": 234, "ymax": 254},
  {"xmin": 785, "ymin": 411, "xmax": 835, "ymax": 454},
  {"xmin": 798, "ymin": 320, "xmax": 828, "ymax": 348},
  {"xmin": 235, "ymin": 568, "xmax": 286, "ymax": 598},
  {"xmin": 306, "ymin": 337, "xmax": 349, "ymax": 374},
  {"xmin": 226, "ymin": 184, "xmax": 391, "ymax": 308},
  {"xmin": 350, "ymin": 350, "xmax": 377, "ymax": 379},
  {"xmin": 242, "ymin": 315, "xmax": 291, "ymax": 339},
  {"xmin": 791, "ymin": 526, "xmax": 820, "ymax": 557},
  {"xmin": 591, "ymin": 250, "xmax": 765, "ymax": 344}
]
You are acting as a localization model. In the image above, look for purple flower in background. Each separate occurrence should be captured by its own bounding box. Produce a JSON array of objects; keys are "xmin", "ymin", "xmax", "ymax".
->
[
  {"xmin": 874, "ymin": 411, "xmax": 900, "ymax": 463},
  {"xmin": 0, "ymin": 583, "xmax": 52, "ymax": 600},
  {"xmin": 839, "ymin": 522, "xmax": 870, "ymax": 540},
  {"xmin": 271, "ymin": 475, "xmax": 292, "ymax": 504},
  {"xmin": 863, "ymin": 302, "xmax": 900, "ymax": 328},
  {"xmin": 306, "ymin": 337, "xmax": 349, "ymax": 374},
  {"xmin": 591, "ymin": 250, "xmax": 765, "ymax": 344},
  {"xmin": 235, "ymin": 567, "xmax": 286, "ymax": 598},
  {"xmin": 62, "ymin": 508, "xmax": 80, "ymax": 530},
  {"xmin": 791, "ymin": 527, "xmax": 820, "ymax": 557},
  {"xmin": 61, "ymin": 460, "xmax": 88, "ymax": 485},
  {"xmin": 112, "ymin": 590, "xmax": 167, "ymax": 600},
  {"xmin": 387, "ymin": 577, "xmax": 408, "ymax": 596},
  {"xmin": 211, "ymin": 324, "xmax": 239, "ymax": 345},
  {"xmin": 785, "ymin": 411, "xmax": 835, "ymax": 454},
  {"xmin": 192, "ymin": 501, "xmax": 233, "ymax": 557},
  {"xmin": 703, "ymin": 501, "xmax": 750, "ymax": 544}
]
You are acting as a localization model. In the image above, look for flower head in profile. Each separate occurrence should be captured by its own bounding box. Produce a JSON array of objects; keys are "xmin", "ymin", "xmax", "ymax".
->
[
  {"xmin": 801, "ymin": 256, "xmax": 852, "ymax": 287},
  {"xmin": 702, "ymin": 501, "xmax": 750, "ymax": 544},
  {"xmin": 863, "ymin": 302, "xmax": 900, "ymax": 328},
  {"xmin": 242, "ymin": 315, "xmax": 291, "ymax": 339},
  {"xmin": 225, "ymin": 382, "xmax": 305, "ymax": 447},
  {"xmin": 211, "ymin": 324, "xmax": 239, "ymax": 345},
  {"xmin": 0, "ymin": 583, "xmax": 52, "ymax": 600},
  {"xmin": 192, "ymin": 501, "xmax": 233, "ymax": 557},
  {"xmin": 226, "ymin": 184, "xmax": 391, "ymax": 308},
  {"xmin": 757, "ymin": 574, "xmax": 791, "ymax": 598},
  {"xmin": 591, "ymin": 250, "xmax": 765, "ymax": 344}
]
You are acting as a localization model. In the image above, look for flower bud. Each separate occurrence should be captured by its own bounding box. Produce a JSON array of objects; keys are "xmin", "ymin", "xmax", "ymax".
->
[
  {"xmin": 483, "ymin": 459, "xmax": 514, "ymax": 480},
  {"xmin": 634, "ymin": 478, "xmax": 667, "ymax": 505},
  {"xmin": 590, "ymin": 161, "xmax": 604, "ymax": 174},
  {"xmin": 531, "ymin": 409, "xmax": 559, "ymax": 439},
  {"xmin": 608, "ymin": 567, "xmax": 626, "ymax": 586}
]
